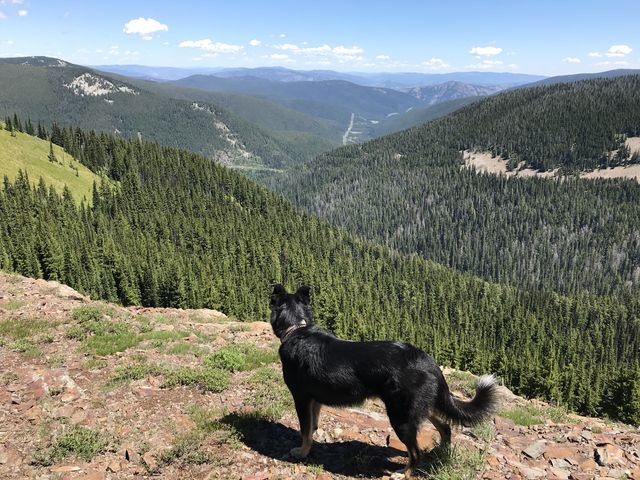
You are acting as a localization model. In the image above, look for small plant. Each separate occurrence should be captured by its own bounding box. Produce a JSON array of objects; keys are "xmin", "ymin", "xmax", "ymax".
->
[
  {"xmin": 469, "ymin": 422, "xmax": 496, "ymax": 442},
  {"xmin": 0, "ymin": 299, "xmax": 26, "ymax": 311},
  {"xmin": 80, "ymin": 325, "xmax": 139, "ymax": 356},
  {"xmin": 499, "ymin": 406, "xmax": 542, "ymax": 426},
  {"xmin": 162, "ymin": 366, "xmax": 230, "ymax": 393},
  {"xmin": 1, "ymin": 371, "xmax": 19, "ymax": 385},
  {"xmin": 416, "ymin": 444, "xmax": 485, "ymax": 480},
  {"xmin": 9, "ymin": 338, "xmax": 43, "ymax": 357},
  {"xmin": 48, "ymin": 386, "xmax": 64, "ymax": 397},
  {"xmin": 38, "ymin": 334, "xmax": 55, "ymax": 344},
  {"xmin": 32, "ymin": 426, "xmax": 112, "ymax": 466},
  {"xmin": 82, "ymin": 358, "xmax": 107, "ymax": 370},
  {"xmin": 0, "ymin": 318, "xmax": 51, "ymax": 339},
  {"xmin": 139, "ymin": 330, "xmax": 189, "ymax": 342},
  {"xmin": 106, "ymin": 363, "xmax": 163, "ymax": 387},
  {"xmin": 203, "ymin": 343, "xmax": 278, "ymax": 372},
  {"xmin": 499, "ymin": 404, "xmax": 571, "ymax": 426},
  {"xmin": 158, "ymin": 432, "xmax": 216, "ymax": 468}
]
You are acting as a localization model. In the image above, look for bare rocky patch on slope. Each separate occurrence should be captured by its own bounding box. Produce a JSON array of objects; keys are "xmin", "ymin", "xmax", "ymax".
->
[{"xmin": 0, "ymin": 273, "xmax": 638, "ymax": 479}]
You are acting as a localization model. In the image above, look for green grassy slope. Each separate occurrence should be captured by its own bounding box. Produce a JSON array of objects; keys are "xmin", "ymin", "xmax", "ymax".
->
[{"xmin": 0, "ymin": 127, "xmax": 99, "ymax": 203}]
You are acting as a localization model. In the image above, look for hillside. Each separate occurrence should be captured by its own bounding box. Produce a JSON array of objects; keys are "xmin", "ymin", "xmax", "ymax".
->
[
  {"xmin": 1, "ymin": 125, "xmax": 639, "ymax": 426},
  {"xmin": 525, "ymin": 68, "xmax": 640, "ymax": 88},
  {"xmin": 1, "ymin": 273, "xmax": 639, "ymax": 479},
  {"xmin": 0, "ymin": 125, "xmax": 100, "ymax": 204},
  {"xmin": 0, "ymin": 57, "xmax": 325, "ymax": 169},
  {"xmin": 403, "ymin": 81, "xmax": 502, "ymax": 105},
  {"xmin": 170, "ymin": 75, "xmax": 422, "ymax": 126},
  {"xmin": 103, "ymin": 73, "xmax": 344, "ymax": 146},
  {"xmin": 265, "ymin": 75, "xmax": 640, "ymax": 298}
]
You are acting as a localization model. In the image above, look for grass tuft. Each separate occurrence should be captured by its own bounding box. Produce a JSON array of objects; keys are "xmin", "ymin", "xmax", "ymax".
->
[
  {"xmin": 416, "ymin": 444, "xmax": 485, "ymax": 480},
  {"xmin": 31, "ymin": 426, "xmax": 113, "ymax": 466}
]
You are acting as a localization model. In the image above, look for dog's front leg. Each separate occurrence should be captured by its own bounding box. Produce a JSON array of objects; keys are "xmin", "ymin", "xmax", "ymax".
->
[
  {"xmin": 311, "ymin": 399, "xmax": 322, "ymax": 431},
  {"xmin": 290, "ymin": 396, "xmax": 314, "ymax": 458}
]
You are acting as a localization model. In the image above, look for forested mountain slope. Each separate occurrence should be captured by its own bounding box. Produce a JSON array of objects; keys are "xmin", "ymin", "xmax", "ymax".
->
[
  {"xmin": 0, "ymin": 123, "xmax": 639, "ymax": 423},
  {"xmin": 266, "ymin": 75, "xmax": 640, "ymax": 298},
  {"xmin": 0, "ymin": 57, "xmax": 321, "ymax": 168}
]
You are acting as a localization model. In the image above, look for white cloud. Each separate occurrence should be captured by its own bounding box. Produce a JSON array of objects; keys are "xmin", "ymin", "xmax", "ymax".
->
[
  {"xmin": 469, "ymin": 46, "xmax": 503, "ymax": 56},
  {"xmin": 3, "ymin": 39, "xmax": 14, "ymax": 45},
  {"xmin": 563, "ymin": 57, "xmax": 581, "ymax": 64},
  {"xmin": 123, "ymin": 17, "xmax": 168, "ymax": 39},
  {"xmin": 0, "ymin": 11, "xmax": 6, "ymax": 20},
  {"xmin": 270, "ymin": 53, "xmax": 289, "ymax": 60},
  {"xmin": 162, "ymin": 41, "xmax": 169, "ymax": 46},
  {"xmin": 274, "ymin": 43, "xmax": 299, "ymax": 51},
  {"xmin": 588, "ymin": 52, "xmax": 602, "ymax": 57},
  {"xmin": 606, "ymin": 44, "xmax": 632, "ymax": 57},
  {"xmin": 376, "ymin": 54, "xmax": 391, "ymax": 60},
  {"xmin": 271, "ymin": 43, "xmax": 364, "ymax": 61},
  {"xmin": 333, "ymin": 45, "xmax": 363, "ymax": 56},
  {"xmin": 278, "ymin": 33, "xmax": 286, "ymax": 38},
  {"xmin": 249, "ymin": 39, "xmax": 261, "ymax": 46},
  {"xmin": 17, "ymin": 9, "xmax": 26, "ymax": 16},
  {"xmin": 178, "ymin": 38, "xmax": 244, "ymax": 54},
  {"xmin": 422, "ymin": 58, "xmax": 449, "ymax": 69}
]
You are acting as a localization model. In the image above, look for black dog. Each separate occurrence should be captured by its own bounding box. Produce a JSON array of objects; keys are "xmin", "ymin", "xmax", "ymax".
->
[{"xmin": 270, "ymin": 284, "xmax": 497, "ymax": 477}]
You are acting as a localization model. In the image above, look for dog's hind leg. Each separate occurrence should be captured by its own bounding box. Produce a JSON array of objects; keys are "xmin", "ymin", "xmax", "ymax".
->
[
  {"xmin": 311, "ymin": 399, "xmax": 322, "ymax": 431},
  {"xmin": 387, "ymin": 408, "xmax": 420, "ymax": 478},
  {"xmin": 290, "ymin": 396, "xmax": 314, "ymax": 459},
  {"xmin": 429, "ymin": 415, "xmax": 451, "ymax": 445}
]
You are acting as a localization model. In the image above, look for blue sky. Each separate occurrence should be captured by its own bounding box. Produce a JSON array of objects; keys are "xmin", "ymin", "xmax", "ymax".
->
[{"xmin": 0, "ymin": 0, "xmax": 638, "ymax": 75}]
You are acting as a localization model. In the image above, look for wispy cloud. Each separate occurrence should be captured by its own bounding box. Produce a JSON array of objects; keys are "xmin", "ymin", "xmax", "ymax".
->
[
  {"xmin": 469, "ymin": 46, "xmax": 502, "ymax": 57},
  {"xmin": 588, "ymin": 52, "xmax": 602, "ymax": 58},
  {"xmin": 422, "ymin": 58, "xmax": 449, "ymax": 69},
  {"xmin": 269, "ymin": 53, "xmax": 289, "ymax": 60},
  {"xmin": 272, "ymin": 42, "xmax": 364, "ymax": 61},
  {"xmin": 563, "ymin": 57, "xmax": 581, "ymax": 64},
  {"xmin": 466, "ymin": 59, "xmax": 506, "ymax": 70},
  {"xmin": 123, "ymin": 17, "xmax": 168, "ymax": 40},
  {"xmin": 16, "ymin": 8, "xmax": 26, "ymax": 16},
  {"xmin": 179, "ymin": 39, "xmax": 244, "ymax": 54},
  {"xmin": 376, "ymin": 54, "xmax": 391, "ymax": 61},
  {"xmin": 249, "ymin": 39, "xmax": 261, "ymax": 47}
]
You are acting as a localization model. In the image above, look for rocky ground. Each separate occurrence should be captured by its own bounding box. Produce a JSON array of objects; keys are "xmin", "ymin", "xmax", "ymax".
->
[{"xmin": 1, "ymin": 272, "xmax": 639, "ymax": 479}]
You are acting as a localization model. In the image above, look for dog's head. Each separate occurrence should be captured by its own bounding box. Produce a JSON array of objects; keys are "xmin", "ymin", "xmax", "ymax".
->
[{"xmin": 270, "ymin": 284, "xmax": 313, "ymax": 339}]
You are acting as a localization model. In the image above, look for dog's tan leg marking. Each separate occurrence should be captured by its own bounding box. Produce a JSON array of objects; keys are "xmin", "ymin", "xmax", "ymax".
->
[
  {"xmin": 290, "ymin": 399, "xmax": 314, "ymax": 458},
  {"xmin": 311, "ymin": 399, "xmax": 322, "ymax": 431}
]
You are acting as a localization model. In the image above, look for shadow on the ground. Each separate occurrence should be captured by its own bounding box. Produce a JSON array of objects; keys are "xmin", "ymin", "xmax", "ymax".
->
[{"xmin": 219, "ymin": 412, "xmax": 453, "ymax": 478}]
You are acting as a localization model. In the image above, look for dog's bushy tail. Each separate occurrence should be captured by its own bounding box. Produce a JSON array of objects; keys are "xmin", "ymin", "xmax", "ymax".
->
[{"xmin": 438, "ymin": 374, "xmax": 498, "ymax": 426}]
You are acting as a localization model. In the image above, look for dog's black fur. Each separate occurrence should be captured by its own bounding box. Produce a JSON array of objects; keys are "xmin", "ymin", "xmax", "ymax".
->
[{"xmin": 270, "ymin": 284, "xmax": 497, "ymax": 477}]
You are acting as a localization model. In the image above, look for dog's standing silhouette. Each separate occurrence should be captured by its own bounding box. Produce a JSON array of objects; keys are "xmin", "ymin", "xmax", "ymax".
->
[{"xmin": 270, "ymin": 284, "xmax": 497, "ymax": 477}]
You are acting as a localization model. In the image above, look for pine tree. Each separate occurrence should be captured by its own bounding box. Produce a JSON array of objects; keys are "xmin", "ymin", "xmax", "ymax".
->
[{"xmin": 48, "ymin": 141, "xmax": 57, "ymax": 163}]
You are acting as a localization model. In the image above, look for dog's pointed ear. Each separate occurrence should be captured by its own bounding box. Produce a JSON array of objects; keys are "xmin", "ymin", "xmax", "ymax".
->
[
  {"xmin": 296, "ymin": 285, "xmax": 311, "ymax": 304},
  {"xmin": 271, "ymin": 284, "xmax": 287, "ymax": 306}
]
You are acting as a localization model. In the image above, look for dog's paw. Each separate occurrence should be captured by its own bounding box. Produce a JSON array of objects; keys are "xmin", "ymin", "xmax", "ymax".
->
[{"xmin": 289, "ymin": 446, "xmax": 310, "ymax": 459}]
